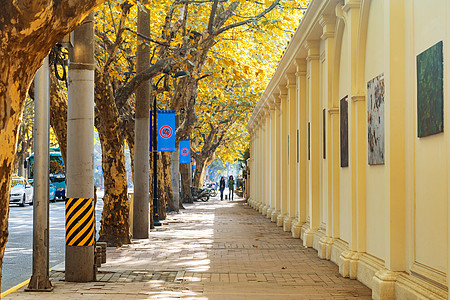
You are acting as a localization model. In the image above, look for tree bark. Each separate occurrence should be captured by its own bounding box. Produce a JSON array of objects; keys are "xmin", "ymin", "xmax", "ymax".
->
[
  {"xmin": 0, "ymin": 0, "xmax": 105, "ymax": 288},
  {"xmin": 170, "ymin": 147, "xmax": 180, "ymax": 212},
  {"xmin": 95, "ymin": 71, "xmax": 130, "ymax": 246},
  {"xmin": 180, "ymin": 162, "xmax": 193, "ymax": 203}
]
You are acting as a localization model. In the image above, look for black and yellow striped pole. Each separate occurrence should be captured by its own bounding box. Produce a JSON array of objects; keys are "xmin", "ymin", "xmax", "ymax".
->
[{"xmin": 65, "ymin": 198, "xmax": 95, "ymax": 247}]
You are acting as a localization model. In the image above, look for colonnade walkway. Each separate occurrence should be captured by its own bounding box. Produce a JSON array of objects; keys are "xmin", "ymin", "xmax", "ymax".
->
[{"xmin": 6, "ymin": 197, "xmax": 371, "ymax": 299}]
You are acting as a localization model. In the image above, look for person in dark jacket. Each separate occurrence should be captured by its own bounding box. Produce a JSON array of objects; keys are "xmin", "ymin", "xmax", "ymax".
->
[
  {"xmin": 219, "ymin": 177, "xmax": 226, "ymax": 200},
  {"xmin": 228, "ymin": 175, "xmax": 234, "ymax": 200}
]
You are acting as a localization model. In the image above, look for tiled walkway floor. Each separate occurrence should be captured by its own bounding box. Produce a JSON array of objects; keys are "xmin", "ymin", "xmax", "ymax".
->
[{"xmin": 5, "ymin": 198, "xmax": 372, "ymax": 299}]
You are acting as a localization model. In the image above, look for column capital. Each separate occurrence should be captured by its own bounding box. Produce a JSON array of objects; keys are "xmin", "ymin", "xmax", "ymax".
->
[
  {"xmin": 274, "ymin": 93, "xmax": 282, "ymax": 107},
  {"xmin": 268, "ymin": 96, "xmax": 276, "ymax": 111},
  {"xmin": 328, "ymin": 107, "xmax": 339, "ymax": 115},
  {"xmin": 285, "ymin": 73, "xmax": 296, "ymax": 88},
  {"xmin": 319, "ymin": 14, "xmax": 336, "ymax": 40},
  {"xmin": 305, "ymin": 40, "xmax": 320, "ymax": 61},
  {"xmin": 343, "ymin": 0, "xmax": 361, "ymax": 13},
  {"xmin": 351, "ymin": 94, "xmax": 365, "ymax": 102},
  {"xmin": 335, "ymin": 2, "xmax": 344, "ymax": 20},
  {"xmin": 278, "ymin": 85, "xmax": 288, "ymax": 99},
  {"xmin": 295, "ymin": 58, "xmax": 307, "ymax": 76}
]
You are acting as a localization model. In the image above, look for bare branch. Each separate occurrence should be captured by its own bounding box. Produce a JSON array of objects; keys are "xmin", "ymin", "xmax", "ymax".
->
[
  {"xmin": 214, "ymin": 0, "xmax": 280, "ymax": 36},
  {"xmin": 207, "ymin": 0, "xmax": 219, "ymax": 33}
]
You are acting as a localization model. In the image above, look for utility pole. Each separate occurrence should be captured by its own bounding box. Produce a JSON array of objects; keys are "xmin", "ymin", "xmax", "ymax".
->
[
  {"xmin": 27, "ymin": 56, "xmax": 52, "ymax": 292},
  {"xmin": 133, "ymin": 0, "xmax": 151, "ymax": 237},
  {"xmin": 66, "ymin": 12, "xmax": 96, "ymax": 282}
]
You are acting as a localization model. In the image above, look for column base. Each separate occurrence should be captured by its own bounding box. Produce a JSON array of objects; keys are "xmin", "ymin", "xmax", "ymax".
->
[
  {"xmin": 266, "ymin": 207, "xmax": 273, "ymax": 219},
  {"xmin": 258, "ymin": 203, "xmax": 264, "ymax": 213},
  {"xmin": 291, "ymin": 218, "xmax": 302, "ymax": 238},
  {"xmin": 338, "ymin": 250, "xmax": 361, "ymax": 279},
  {"xmin": 318, "ymin": 236, "xmax": 335, "ymax": 260},
  {"xmin": 301, "ymin": 224, "xmax": 316, "ymax": 247},
  {"xmin": 283, "ymin": 215, "xmax": 294, "ymax": 232},
  {"xmin": 271, "ymin": 210, "xmax": 279, "ymax": 222},
  {"xmin": 276, "ymin": 213, "xmax": 285, "ymax": 227},
  {"xmin": 372, "ymin": 269, "xmax": 399, "ymax": 300},
  {"xmin": 261, "ymin": 205, "xmax": 269, "ymax": 216}
]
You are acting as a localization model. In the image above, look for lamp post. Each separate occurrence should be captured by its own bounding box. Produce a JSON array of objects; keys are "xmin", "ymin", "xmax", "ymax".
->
[{"xmin": 152, "ymin": 71, "xmax": 187, "ymax": 227}]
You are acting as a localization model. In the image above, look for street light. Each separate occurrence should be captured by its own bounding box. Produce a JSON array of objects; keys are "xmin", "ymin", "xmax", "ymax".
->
[{"xmin": 152, "ymin": 71, "xmax": 187, "ymax": 227}]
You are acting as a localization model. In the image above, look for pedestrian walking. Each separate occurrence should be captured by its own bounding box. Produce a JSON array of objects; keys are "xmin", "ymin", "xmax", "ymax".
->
[
  {"xmin": 219, "ymin": 177, "xmax": 226, "ymax": 200},
  {"xmin": 228, "ymin": 175, "xmax": 234, "ymax": 200}
]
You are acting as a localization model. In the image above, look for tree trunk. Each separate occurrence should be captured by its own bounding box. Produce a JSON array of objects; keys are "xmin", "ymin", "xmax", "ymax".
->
[
  {"xmin": 180, "ymin": 162, "xmax": 193, "ymax": 203},
  {"xmin": 156, "ymin": 152, "xmax": 167, "ymax": 220},
  {"xmin": 192, "ymin": 157, "xmax": 207, "ymax": 188},
  {"xmin": 95, "ymin": 72, "xmax": 130, "ymax": 246},
  {"xmin": 97, "ymin": 133, "xmax": 130, "ymax": 246},
  {"xmin": 170, "ymin": 147, "xmax": 180, "ymax": 212},
  {"xmin": 163, "ymin": 152, "xmax": 176, "ymax": 212}
]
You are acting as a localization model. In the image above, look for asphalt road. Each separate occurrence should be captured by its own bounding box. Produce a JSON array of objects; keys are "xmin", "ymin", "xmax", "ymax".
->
[{"xmin": 1, "ymin": 194, "xmax": 104, "ymax": 293}]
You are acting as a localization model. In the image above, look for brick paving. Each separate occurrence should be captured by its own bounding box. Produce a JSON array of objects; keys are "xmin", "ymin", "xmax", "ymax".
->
[{"xmin": 5, "ymin": 198, "xmax": 372, "ymax": 299}]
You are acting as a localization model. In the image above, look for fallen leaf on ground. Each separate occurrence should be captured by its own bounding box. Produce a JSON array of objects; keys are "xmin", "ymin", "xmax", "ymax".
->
[{"xmin": 252, "ymin": 245, "xmax": 258, "ymax": 248}]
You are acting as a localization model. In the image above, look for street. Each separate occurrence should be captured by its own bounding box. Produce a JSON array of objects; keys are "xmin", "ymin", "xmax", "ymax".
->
[{"xmin": 1, "ymin": 194, "xmax": 104, "ymax": 293}]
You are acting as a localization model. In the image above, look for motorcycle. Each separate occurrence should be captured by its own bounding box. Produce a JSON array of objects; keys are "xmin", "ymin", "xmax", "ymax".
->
[
  {"xmin": 190, "ymin": 186, "xmax": 210, "ymax": 202},
  {"xmin": 205, "ymin": 183, "xmax": 217, "ymax": 197}
]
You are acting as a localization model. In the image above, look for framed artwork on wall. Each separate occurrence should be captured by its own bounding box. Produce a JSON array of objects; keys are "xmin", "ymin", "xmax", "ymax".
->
[
  {"xmin": 417, "ymin": 41, "xmax": 444, "ymax": 138},
  {"xmin": 367, "ymin": 73, "xmax": 385, "ymax": 165},
  {"xmin": 340, "ymin": 96, "xmax": 348, "ymax": 167}
]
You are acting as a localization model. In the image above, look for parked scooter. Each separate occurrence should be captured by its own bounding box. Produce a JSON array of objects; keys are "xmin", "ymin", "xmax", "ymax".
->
[{"xmin": 191, "ymin": 186, "xmax": 210, "ymax": 202}]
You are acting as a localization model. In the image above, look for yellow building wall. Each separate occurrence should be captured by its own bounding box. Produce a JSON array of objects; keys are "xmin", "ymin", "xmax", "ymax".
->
[
  {"xmin": 339, "ymin": 24, "xmax": 352, "ymax": 245},
  {"xmin": 364, "ymin": 0, "xmax": 386, "ymax": 261},
  {"xmin": 411, "ymin": 0, "xmax": 447, "ymax": 275}
]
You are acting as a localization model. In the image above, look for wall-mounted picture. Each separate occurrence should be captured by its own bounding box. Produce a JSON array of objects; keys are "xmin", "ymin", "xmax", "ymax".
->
[
  {"xmin": 367, "ymin": 73, "xmax": 385, "ymax": 165},
  {"xmin": 340, "ymin": 96, "xmax": 348, "ymax": 167},
  {"xmin": 417, "ymin": 41, "xmax": 444, "ymax": 137}
]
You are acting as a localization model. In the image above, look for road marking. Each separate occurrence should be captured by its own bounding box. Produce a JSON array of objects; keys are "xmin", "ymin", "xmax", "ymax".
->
[{"xmin": 0, "ymin": 278, "xmax": 30, "ymax": 298}]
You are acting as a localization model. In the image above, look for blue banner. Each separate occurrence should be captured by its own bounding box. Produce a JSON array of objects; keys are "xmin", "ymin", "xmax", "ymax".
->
[
  {"xmin": 179, "ymin": 139, "xmax": 191, "ymax": 163},
  {"xmin": 157, "ymin": 110, "xmax": 175, "ymax": 152}
]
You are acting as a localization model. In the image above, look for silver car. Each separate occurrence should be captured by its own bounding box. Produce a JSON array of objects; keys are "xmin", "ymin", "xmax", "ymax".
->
[{"xmin": 10, "ymin": 177, "xmax": 33, "ymax": 206}]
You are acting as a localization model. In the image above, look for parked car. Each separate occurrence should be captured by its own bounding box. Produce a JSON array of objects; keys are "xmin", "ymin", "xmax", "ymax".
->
[
  {"xmin": 49, "ymin": 181, "xmax": 56, "ymax": 202},
  {"xmin": 10, "ymin": 176, "xmax": 33, "ymax": 206}
]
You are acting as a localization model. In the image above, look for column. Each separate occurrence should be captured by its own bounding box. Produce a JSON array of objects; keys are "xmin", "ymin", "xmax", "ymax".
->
[
  {"xmin": 284, "ymin": 73, "xmax": 298, "ymax": 234},
  {"xmin": 277, "ymin": 86, "xmax": 289, "ymax": 226},
  {"xmin": 303, "ymin": 40, "xmax": 321, "ymax": 247},
  {"xmin": 373, "ymin": 0, "xmax": 406, "ymax": 298},
  {"xmin": 268, "ymin": 98, "xmax": 277, "ymax": 220},
  {"xmin": 273, "ymin": 94, "xmax": 282, "ymax": 222},
  {"xmin": 318, "ymin": 14, "xmax": 336, "ymax": 259},
  {"xmin": 294, "ymin": 59, "xmax": 307, "ymax": 239},
  {"xmin": 339, "ymin": 0, "xmax": 364, "ymax": 279}
]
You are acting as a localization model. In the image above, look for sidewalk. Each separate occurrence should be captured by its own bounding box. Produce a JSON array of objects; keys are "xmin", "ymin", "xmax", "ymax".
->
[{"xmin": 5, "ymin": 197, "xmax": 372, "ymax": 299}]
